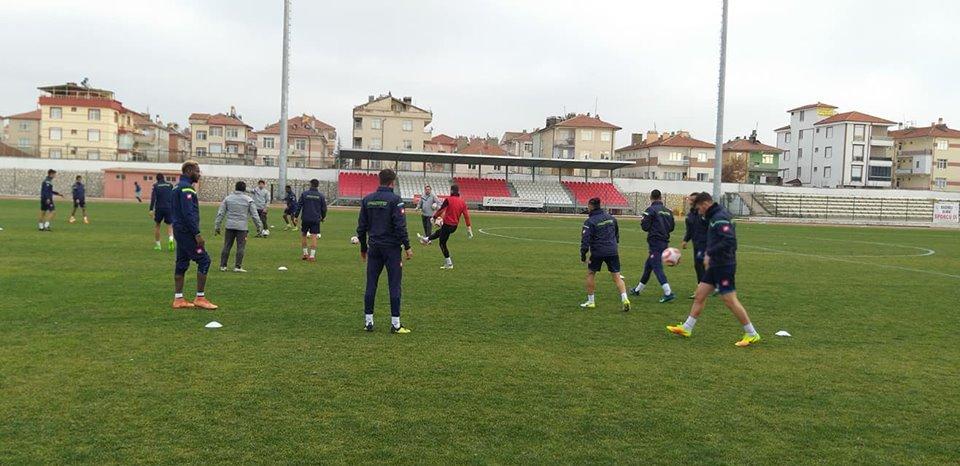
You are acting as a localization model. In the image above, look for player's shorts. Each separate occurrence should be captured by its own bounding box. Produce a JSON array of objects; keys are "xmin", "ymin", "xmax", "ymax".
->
[
  {"xmin": 40, "ymin": 199, "xmax": 55, "ymax": 211},
  {"xmin": 73, "ymin": 198, "xmax": 86, "ymax": 208},
  {"xmin": 702, "ymin": 263, "xmax": 736, "ymax": 295},
  {"xmin": 154, "ymin": 209, "xmax": 173, "ymax": 225},
  {"xmin": 284, "ymin": 207, "xmax": 296, "ymax": 216},
  {"xmin": 174, "ymin": 231, "xmax": 211, "ymax": 275},
  {"xmin": 588, "ymin": 255, "xmax": 621, "ymax": 273},
  {"xmin": 301, "ymin": 221, "xmax": 320, "ymax": 235}
]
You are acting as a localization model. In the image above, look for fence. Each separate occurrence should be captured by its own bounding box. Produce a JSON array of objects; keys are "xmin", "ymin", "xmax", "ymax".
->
[
  {"xmin": 0, "ymin": 145, "xmax": 337, "ymax": 168},
  {"xmin": 729, "ymin": 191, "xmax": 939, "ymax": 223}
]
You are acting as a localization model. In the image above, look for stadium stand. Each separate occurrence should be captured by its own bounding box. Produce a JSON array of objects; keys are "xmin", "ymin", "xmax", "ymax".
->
[
  {"xmin": 337, "ymin": 171, "xmax": 379, "ymax": 199},
  {"xmin": 752, "ymin": 192, "xmax": 935, "ymax": 221},
  {"xmin": 396, "ymin": 173, "xmax": 452, "ymax": 200},
  {"xmin": 563, "ymin": 181, "xmax": 629, "ymax": 207},
  {"xmin": 510, "ymin": 180, "xmax": 575, "ymax": 206},
  {"xmin": 453, "ymin": 177, "xmax": 511, "ymax": 203}
]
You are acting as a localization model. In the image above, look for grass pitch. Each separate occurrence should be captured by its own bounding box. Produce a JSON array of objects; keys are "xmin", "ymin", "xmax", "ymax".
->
[{"xmin": 1, "ymin": 199, "xmax": 958, "ymax": 464}]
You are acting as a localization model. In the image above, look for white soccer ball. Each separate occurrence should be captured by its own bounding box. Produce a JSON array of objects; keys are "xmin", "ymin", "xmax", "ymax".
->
[
  {"xmin": 350, "ymin": 236, "xmax": 360, "ymax": 244},
  {"xmin": 262, "ymin": 229, "xmax": 270, "ymax": 237},
  {"xmin": 432, "ymin": 202, "xmax": 438, "ymax": 210},
  {"xmin": 662, "ymin": 247, "xmax": 682, "ymax": 266},
  {"xmin": 434, "ymin": 217, "xmax": 444, "ymax": 227}
]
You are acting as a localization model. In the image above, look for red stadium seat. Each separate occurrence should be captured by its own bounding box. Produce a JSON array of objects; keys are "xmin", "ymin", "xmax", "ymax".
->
[
  {"xmin": 562, "ymin": 181, "xmax": 629, "ymax": 207},
  {"xmin": 452, "ymin": 177, "xmax": 511, "ymax": 203},
  {"xmin": 338, "ymin": 172, "xmax": 380, "ymax": 199}
]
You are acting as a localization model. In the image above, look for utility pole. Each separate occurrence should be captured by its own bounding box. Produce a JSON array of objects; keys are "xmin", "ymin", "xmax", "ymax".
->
[
  {"xmin": 712, "ymin": 0, "xmax": 728, "ymax": 200},
  {"xmin": 278, "ymin": 0, "xmax": 291, "ymax": 196}
]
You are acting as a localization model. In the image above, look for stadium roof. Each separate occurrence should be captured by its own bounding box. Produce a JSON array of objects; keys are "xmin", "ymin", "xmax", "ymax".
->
[{"xmin": 339, "ymin": 148, "xmax": 634, "ymax": 171}]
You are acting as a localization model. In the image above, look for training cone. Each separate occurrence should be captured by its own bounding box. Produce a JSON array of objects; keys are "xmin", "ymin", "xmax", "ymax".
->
[
  {"xmin": 775, "ymin": 330, "xmax": 791, "ymax": 337},
  {"xmin": 205, "ymin": 321, "xmax": 223, "ymax": 329},
  {"xmin": 278, "ymin": 266, "xmax": 288, "ymax": 271}
]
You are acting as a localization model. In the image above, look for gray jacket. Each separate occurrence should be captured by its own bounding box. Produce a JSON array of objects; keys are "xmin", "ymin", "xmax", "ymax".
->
[
  {"xmin": 418, "ymin": 193, "xmax": 440, "ymax": 216},
  {"xmin": 215, "ymin": 191, "xmax": 264, "ymax": 232},
  {"xmin": 250, "ymin": 186, "xmax": 270, "ymax": 210}
]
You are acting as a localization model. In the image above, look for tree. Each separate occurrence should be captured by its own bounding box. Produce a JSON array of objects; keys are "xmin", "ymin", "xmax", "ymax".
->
[{"xmin": 722, "ymin": 153, "xmax": 748, "ymax": 183}]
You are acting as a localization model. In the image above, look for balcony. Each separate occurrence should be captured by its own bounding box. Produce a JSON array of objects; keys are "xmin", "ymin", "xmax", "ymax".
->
[
  {"xmin": 659, "ymin": 157, "xmax": 689, "ymax": 166},
  {"xmin": 870, "ymin": 135, "xmax": 894, "ymax": 147},
  {"xmin": 556, "ymin": 137, "xmax": 575, "ymax": 146}
]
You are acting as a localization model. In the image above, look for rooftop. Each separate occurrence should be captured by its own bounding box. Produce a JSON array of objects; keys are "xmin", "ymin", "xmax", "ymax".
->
[
  {"xmin": 889, "ymin": 122, "xmax": 960, "ymax": 139},
  {"xmin": 814, "ymin": 111, "xmax": 895, "ymax": 126},
  {"xmin": 4, "ymin": 109, "xmax": 41, "ymax": 120},
  {"xmin": 788, "ymin": 102, "xmax": 838, "ymax": 112},
  {"xmin": 616, "ymin": 132, "xmax": 714, "ymax": 152}
]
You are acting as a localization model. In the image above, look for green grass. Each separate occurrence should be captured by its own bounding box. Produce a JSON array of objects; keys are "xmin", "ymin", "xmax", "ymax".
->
[{"xmin": 1, "ymin": 198, "xmax": 958, "ymax": 464}]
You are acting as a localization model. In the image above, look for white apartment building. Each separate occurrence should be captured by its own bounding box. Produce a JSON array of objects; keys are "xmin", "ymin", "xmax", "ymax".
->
[{"xmin": 775, "ymin": 103, "xmax": 895, "ymax": 188}]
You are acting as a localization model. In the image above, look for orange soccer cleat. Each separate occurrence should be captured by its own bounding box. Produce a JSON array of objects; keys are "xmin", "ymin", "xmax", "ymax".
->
[
  {"xmin": 193, "ymin": 296, "xmax": 219, "ymax": 310},
  {"xmin": 172, "ymin": 297, "xmax": 195, "ymax": 309}
]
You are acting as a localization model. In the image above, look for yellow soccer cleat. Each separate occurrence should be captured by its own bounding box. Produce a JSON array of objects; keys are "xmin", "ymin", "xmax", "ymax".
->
[
  {"xmin": 621, "ymin": 298, "xmax": 631, "ymax": 312},
  {"xmin": 579, "ymin": 301, "xmax": 596, "ymax": 309},
  {"xmin": 735, "ymin": 333, "xmax": 762, "ymax": 347},
  {"xmin": 666, "ymin": 324, "xmax": 691, "ymax": 337}
]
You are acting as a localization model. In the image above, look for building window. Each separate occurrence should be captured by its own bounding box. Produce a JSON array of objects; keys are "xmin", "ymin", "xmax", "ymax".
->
[
  {"xmin": 852, "ymin": 145, "xmax": 864, "ymax": 161},
  {"xmin": 17, "ymin": 137, "xmax": 29, "ymax": 148},
  {"xmin": 353, "ymin": 117, "xmax": 362, "ymax": 130},
  {"xmin": 935, "ymin": 177, "xmax": 947, "ymax": 189},
  {"xmin": 49, "ymin": 127, "xmax": 62, "ymax": 140},
  {"xmin": 50, "ymin": 107, "xmax": 62, "ymax": 119},
  {"xmin": 19, "ymin": 121, "xmax": 30, "ymax": 130},
  {"xmin": 797, "ymin": 167, "xmax": 802, "ymax": 179},
  {"xmin": 937, "ymin": 159, "xmax": 948, "ymax": 169},
  {"xmin": 226, "ymin": 128, "xmax": 239, "ymax": 139},
  {"xmin": 853, "ymin": 125, "xmax": 865, "ymax": 142},
  {"xmin": 762, "ymin": 154, "xmax": 774, "ymax": 164},
  {"xmin": 369, "ymin": 160, "xmax": 382, "ymax": 169},
  {"xmin": 782, "ymin": 150, "xmax": 790, "ymax": 161},
  {"xmin": 784, "ymin": 132, "xmax": 791, "ymax": 143},
  {"xmin": 668, "ymin": 152, "xmax": 683, "ymax": 162},
  {"xmin": 263, "ymin": 137, "xmax": 275, "ymax": 149},
  {"xmin": 88, "ymin": 109, "xmax": 101, "ymax": 121},
  {"xmin": 196, "ymin": 130, "xmax": 207, "ymax": 141},
  {"xmin": 371, "ymin": 137, "xmax": 382, "ymax": 150},
  {"xmin": 600, "ymin": 151, "xmax": 610, "ymax": 160},
  {"xmin": 851, "ymin": 165, "xmax": 863, "ymax": 182},
  {"xmin": 196, "ymin": 147, "xmax": 207, "ymax": 157},
  {"xmin": 600, "ymin": 131, "xmax": 611, "ymax": 142},
  {"xmin": 402, "ymin": 120, "xmax": 412, "ymax": 132},
  {"xmin": 936, "ymin": 140, "xmax": 949, "ymax": 150},
  {"xmin": 209, "ymin": 143, "xmax": 222, "ymax": 154},
  {"xmin": 823, "ymin": 166, "xmax": 831, "ymax": 178},
  {"xmin": 696, "ymin": 173, "xmax": 708, "ymax": 181},
  {"xmin": 87, "ymin": 150, "xmax": 100, "ymax": 160},
  {"xmin": 822, "ymin": 146, "xmax": 831, "ymax": 158},
  {"xmin": 581, "ymin": 151, "xmax": 591, "ymax": 159},
  {"xmin": 226, "ymin": 144, "xmax": 238, "ymax": 154},
  {"xmin": 799, "ymin": 112, "xmax": 805, "ymax": 122},
  {"xmin": 869, "ymin": 165, "xmax": 891, "ymax": 181},
  {"xmin": 49, "ymin": 148, "xmax": 62, "ymax": 159},
  {"xmin": 582, "ymin": 130, "xmax": 594, "ymax": 141},
  {"xmin": 371, "ymin": 119, "xmax": 382, "ymax": 130},
  {"xmin": 353, "ymin": 137, "xmax": 362, "ymax": 149},
  {"xmin": 210, "ymin": 127, "xmax": 223, "ymax": 137},
  {"xmin": 524, "ymin": 142, "xmax": 532, "ymax": 152},
  {"xmin": 797, "ymin": 148, "xmax": 803, "ymax": 159},
  {"xmin": 697, "ymin": 152, "xmax": 708, "ymax": 162},
  {"xmin": 88, "ymin": 129, "xmax": 100, "ymax": 142},
  {"xmin": 402, "ymin": 139, "xmax": 412, "ymax": 151},
  {"xmin": 826, "ymin": 126, "xmax": 834, "ymax": 138},
  {"xmin": 295, "ymin": 139, "xmax": 307, "ymax": 151}
]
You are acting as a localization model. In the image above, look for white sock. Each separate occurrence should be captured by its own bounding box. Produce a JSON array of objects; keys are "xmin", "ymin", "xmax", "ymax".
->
[
  {"xmin": 587, "ymin": 294, "xmax": 595, "ymax": 303},
  {"xmin": 365, "ymin": 314, "xmax": 374, "ymax": 325},
  {"xmin": 168, "ymin": 235, "xmax": 174, "ymax": 241},
  {"xmin": 302, "ymin": 247, "xmax": 308, "ymax": 255},
  {"xmin": 44, "ymin": 221, "xmax": 50, "ymax": 228},
  {"xmin": 155, "ymin": 241, "xmax": 161, "ymax": 246},
  {"xmin": 662, "ymin": 283, "xmax": 672, "ymax": 296},
  {"xmin": 743, "ymin": 322, "xmax": 757, "ymax": 336},
  {"xmin": 196, "ymin": 291, "xmax": 205, "ymax": 297},
  {"xmin": 683, "ymin": 316, "xmax": 697, "ymax": 331},
  {"xmin": 310, "ymin": 249, "xmax": 316, "ymax": 258},
  {"xmin": 391, "ymin": 316, "xmax": 400, "ymax": 328},
  {"xmin": 445, "ymin": 257, "xmax": 453, "ymax": 265},
  {"xmin": 620, "ymin": 292, "xmax": 628, "ymax": 301},
  {"xmin": 39, "ymin": 222, "xmax": 43, "ymax": 229},
  {"xmin": 634, "ymin": 282, "xmax": 646, "ymax": 293},
  {"xmin": 174, "ymin": 292, "xmax": 183, "ymax": 299}
]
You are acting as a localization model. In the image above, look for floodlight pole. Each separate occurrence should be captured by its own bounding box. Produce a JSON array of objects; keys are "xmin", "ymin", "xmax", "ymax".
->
[
  {"xmin": 277, "ymin": 0, "xmax": 291, "ymax": 196},
  {"xmin": 712, "ymin": 0, "xmax": 728, "ymax": 201}
]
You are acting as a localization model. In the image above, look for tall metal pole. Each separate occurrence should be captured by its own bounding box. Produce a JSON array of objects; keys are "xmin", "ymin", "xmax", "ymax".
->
[
  {"xmin": 712, "ymin": 0, "xmax": 728, "ymax": 200},
  {"xmin": 278, "ymin": 0, "xmax": 291, "ymax": 195}
]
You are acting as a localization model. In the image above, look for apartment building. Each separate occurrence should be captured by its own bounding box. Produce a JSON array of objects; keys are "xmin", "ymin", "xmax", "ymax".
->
[
  {"xmin": 167, "ymin": 124, "xmax": 190, "ymax": 162},
  {"xmin": 501, "ymin": 130, "xmax": 533, "ymax": 157},
  {"xmin": 256, "ymin": 114, "xmax": 337, "ymax": 168},
  {"xmin": 615, "ymin": 131, "xmax": 715, "ymax": 181},
  {"xmin": 2, "ymin": 109, "xmax": 41, "ymax": 156},
  {"xmin": 721, "ymin": 131, "xmax": 782, "ymax": 184},
  {"xmin": 455, "ymin": 138, "xmax": 509, "ymax": 176},
  {"xmin": 189, "ymin": 108, "xmax": 252, "ymax": 164},
  {"xmin": 424, "ymin": 134, "xmax": 457, "ymax": 153},
  {"xmin": 37, "ymin": 82, "xmax": 128, "ymax": 160},
  {"xmin": 130, "ymin": 112, "xmax": 172, "ymax": 163},
  {"xmin": 891, "ymin": 119, "xmax": 960, "ymax": 192},
  {"xmin": 531, "ymin": 114, "xmax": 620, "ymax": 176},
  {"xmin": 352, "ymin": 94, "xmax": 432, "ymax": 170},
  {"xmin": 774, "ymin": 103, "xmax": 895, "ymax": 188}
]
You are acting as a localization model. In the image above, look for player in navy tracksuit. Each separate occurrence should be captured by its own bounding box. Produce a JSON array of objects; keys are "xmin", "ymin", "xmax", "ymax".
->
[
  {"xmin": 632, "ymin": 189, "xmax": 676, "ymax": 303},
  {"xmin": 296, "ymin": 179, "xmax": 328, "ymax": 262},
  {"xmin": 69, "ymin": 175, "xmax": 89, "ymax": 224},
  {"xmin": 150, "ymin": 174, "xmax": 176, "ymax": 251},
  {"xmin": 38, "ymin": 169, "xmax": 63, "ymax": 231},
  {"xmin": 667, "ymin": 192, "xmax": 761, "ymax": 347},
  {"xmin": 282, "ymin": 185, "xmax": 299, "ymax": 230},
  {"xmin": 356, "ymin": 169, "xmax": 413, "ymax": 334},
  {"xmin": 579, "ymin": 197, "xmax": 631, "ymax": 312},
  {"xmin": 170, "ymin": 161, "xmax": 217, "ymax": 310},
  {"xmin": 681, "ymin": 192, "xmax": 708, "ymax": 298}
]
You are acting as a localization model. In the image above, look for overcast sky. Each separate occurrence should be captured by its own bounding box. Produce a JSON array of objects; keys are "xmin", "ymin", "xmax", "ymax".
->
[{"xmin": 2, "ymin": 0, "xmax": 959, "ymax": 148}]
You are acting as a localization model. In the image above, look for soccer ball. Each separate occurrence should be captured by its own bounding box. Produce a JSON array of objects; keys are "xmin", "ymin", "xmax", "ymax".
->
[
  {"xmin": 434, "ymin": 217, "xmax": 444, "ymax": 227},
  {"xmin": 262, "ymin": 229, "xmax": 270, "ymax": 237},
  {"xmin": 350, "ymin": 236, "xmax": 360, "ymax": 244},
  {"xmin": 662, "ymin": 247, "xmax": 681, "ymax": 266},
  {"xmin": 432, "ymin": 202, "xmax": 439, "ymax": 210}
]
